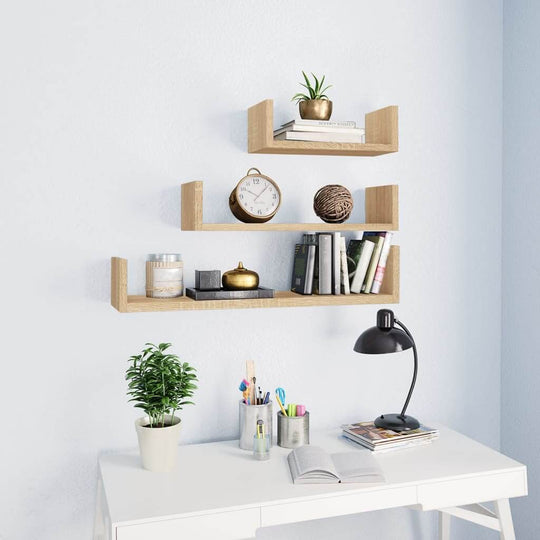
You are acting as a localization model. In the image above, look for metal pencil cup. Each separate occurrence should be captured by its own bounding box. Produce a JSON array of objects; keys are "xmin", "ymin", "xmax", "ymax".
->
[
  {"xmin": 238, "ymin": 400, "xmax": 273, "ymax": 450},
  {"xmin": 277, "ymin": 411, "xmax": 310, "ymax": 449}
]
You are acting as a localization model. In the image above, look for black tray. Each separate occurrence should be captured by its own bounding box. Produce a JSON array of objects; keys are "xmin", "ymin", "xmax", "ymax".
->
[{"xmin": 186, "ymin": 287, "xmax": 275, "ymax": 301}]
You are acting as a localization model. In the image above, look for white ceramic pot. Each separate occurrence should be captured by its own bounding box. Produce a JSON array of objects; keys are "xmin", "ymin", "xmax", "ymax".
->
[{"xmin": 135, "ymin": 415, "xmax": 181, "ymax": 472}]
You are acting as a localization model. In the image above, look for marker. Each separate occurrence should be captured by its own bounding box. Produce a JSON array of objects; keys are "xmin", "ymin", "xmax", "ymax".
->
[{"xmin": 276, "ymin": 393, "xmax": 287, "ymax": 416}]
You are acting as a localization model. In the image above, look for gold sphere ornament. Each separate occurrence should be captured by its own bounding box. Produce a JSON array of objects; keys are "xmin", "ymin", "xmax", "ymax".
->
[
  {"xmin": 222, "ymin": 262, "xmax": 259, "ymax": 290},
  {"xmin": 313, "ymin": 184, "xmax": 354, "ymax": 223}
]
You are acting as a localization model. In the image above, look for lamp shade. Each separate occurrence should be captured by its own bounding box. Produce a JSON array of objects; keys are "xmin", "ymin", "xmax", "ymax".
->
[{"xmin": 353, "ymin": 326, "xmax": 414, "ymax": 354}]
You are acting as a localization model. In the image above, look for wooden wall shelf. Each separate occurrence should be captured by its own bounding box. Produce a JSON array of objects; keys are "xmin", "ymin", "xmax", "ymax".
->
[
  {"xmin": 181, "ymin": 182, "xmax": 399, "ymax": 231},
  {"xmin": 248, "ymin": 100, "xmax": 398, "ymax": 156},
  {"xmin": 110, "ymin": 247, "xmax": 399, "ymax": 313}
]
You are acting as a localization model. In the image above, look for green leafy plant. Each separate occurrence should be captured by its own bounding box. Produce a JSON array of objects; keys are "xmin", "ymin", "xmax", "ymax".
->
[
  {"xmin": 126, "ymin": 343, "xmax": 198, "ymax": 428},
  {"xmin": 291, "ymin": 71, "xmax": 332, "ymax": 104}
]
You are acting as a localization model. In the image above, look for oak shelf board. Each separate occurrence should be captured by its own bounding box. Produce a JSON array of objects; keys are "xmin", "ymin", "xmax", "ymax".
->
[
  {"xmin": 197, "ymin": 222, "xmax": 395, "ymax": 232},
  {"xmin": 111, "ymin": 247, "xmax": 399, "ymax": 313},
  {"xmin": 124, "ymin": 291, "xmax": 397, "ymax": 312},
  {"xmin": 248, "ymin": 100, "xmax": 398, "ymax": 157},
  {"xmin": 181, "ymin": 182, "xmax": 399, "ymax": 232}
]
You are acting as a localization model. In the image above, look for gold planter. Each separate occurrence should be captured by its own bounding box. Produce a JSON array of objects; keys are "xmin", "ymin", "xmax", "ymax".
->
[
  {"xmin": 299, "ymin": 99, "xmax": 333, "ymax": 121},
  {"xmin": 222, "ymin": 262, "xmax": 259, "ymax": 290}
]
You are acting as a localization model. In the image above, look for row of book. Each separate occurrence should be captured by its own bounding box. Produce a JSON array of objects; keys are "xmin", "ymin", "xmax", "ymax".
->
[
  {"xmin": 290, "ymin": 231, "xmax": 393, "ymax": 296},
  {"xmin": 342, "ymin": 422, "xmax": 439, "ymax": 453},
  {"xmin": 274, "ymin": 118, "xmax": 366, "ymax": 144}
]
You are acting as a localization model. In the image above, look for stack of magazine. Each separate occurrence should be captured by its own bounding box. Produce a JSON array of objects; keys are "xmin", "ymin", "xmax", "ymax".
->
[
  {"xmin": 274, "ymin": 119, "xmax": 365, "ymax": 143},
  {"xmin": 342, "ymin": 421, "xmax": 439, "ymax": 453}
]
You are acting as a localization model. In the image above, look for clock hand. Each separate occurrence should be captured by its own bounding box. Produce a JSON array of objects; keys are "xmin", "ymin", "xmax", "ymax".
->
[
  {"xmin": 254, "ymin": 184, "xmax": 269, "ymax": 201},
  {"xmin": 247, "ymin": 190, "xmax": 259, "ymax": 197}
]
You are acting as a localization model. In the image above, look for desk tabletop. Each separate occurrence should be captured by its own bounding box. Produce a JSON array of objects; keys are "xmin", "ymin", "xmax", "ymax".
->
[{"xmin": 99, "ymin": 427, "xmax": 526, "ymax": 526}]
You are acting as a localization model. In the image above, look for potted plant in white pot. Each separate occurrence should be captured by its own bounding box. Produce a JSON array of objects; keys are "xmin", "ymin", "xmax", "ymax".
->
[
  {"xmin": 126, "ymin": 342, "xmax": 198, "ymax": 472},
  {"xmin": 292, "ymin": 71, "xmax": 333, "ymax": 120}
]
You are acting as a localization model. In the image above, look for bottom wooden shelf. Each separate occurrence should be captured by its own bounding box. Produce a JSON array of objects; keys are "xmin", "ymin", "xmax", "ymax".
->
[{"xmin": 111, "ymin": 247, "xmax": 399, "ymax": 313}]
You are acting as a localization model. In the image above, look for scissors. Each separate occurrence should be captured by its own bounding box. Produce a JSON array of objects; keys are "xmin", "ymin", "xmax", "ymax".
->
[{"xmin": 275, "ymin": 387, "xmax": 287, "ymax": 416}]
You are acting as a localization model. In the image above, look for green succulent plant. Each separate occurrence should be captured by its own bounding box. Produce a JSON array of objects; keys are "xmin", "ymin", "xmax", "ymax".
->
[
  {"xmin": 126, "ymin": 342, "xmax": 198, "ymax": 428},
  {"xmin": 291, "ymin": 71, "xmax": 332, "ymax": 104}
]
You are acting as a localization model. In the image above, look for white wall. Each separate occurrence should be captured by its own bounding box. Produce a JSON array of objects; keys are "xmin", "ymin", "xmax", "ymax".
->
[
  {"xmin": 502, "ymin": 1, "xmax": 540, "ymax": 538},
  {"xmin": 0, "ymin": 1, "xmax": 502, "ymax": 539}
]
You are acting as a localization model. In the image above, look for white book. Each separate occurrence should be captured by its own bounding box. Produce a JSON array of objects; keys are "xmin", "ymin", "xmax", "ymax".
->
[
  {"xmin": 288, "ymin": 445, "xmax": 385, "ymax": 484},
  {"xmin": 317, "ymin": 234, "xmax": 332, "ymax": 295},
  {"xmin": 340, "ymin": 236, "xmax": 350, "ymax": 295},
  {"xmin": 350, "ymin": 240, "xmax": 375, "ymax": 294},
  {"xmin": 362, "ymin": 236, "xmax": 385, "ymax": 293},
  {"xmin": 281, "ymin": 118, "xmax": 356, "ymax": 129},
  {"xmin": 332, "ymin": 232, "xmax": 341, "ymax": 295},
  {"xmin": 305, "ymin": 244, "xmax": 316, "ymax": 295},
  {"xmin": 273, "ymin": 124, "xmax": 365, "ymax": 136},
  {"xmin": 275, "ymin": 131, "xmax": 366, "ymax": 143}
]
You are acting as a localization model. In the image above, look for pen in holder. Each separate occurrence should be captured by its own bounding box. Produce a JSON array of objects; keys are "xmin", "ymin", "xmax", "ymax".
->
[
  {"xmin": 239, "ymin": 400, "xmax": 273, "ymax": 450},
  {"xmin": 277, "ymin": 411, "xmax": 310, "ymax": 448}
]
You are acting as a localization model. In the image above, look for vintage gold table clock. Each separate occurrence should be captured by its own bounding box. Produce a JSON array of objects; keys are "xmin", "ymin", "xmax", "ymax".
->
[{"xmin": 229, "ymin": 168, "xmax": 281, "ymax": 223}]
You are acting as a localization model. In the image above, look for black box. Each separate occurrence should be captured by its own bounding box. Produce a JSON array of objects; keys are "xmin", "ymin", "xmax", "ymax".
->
[{"xmin": 195, "ymin": 270, "xmax": 221, "ymax": 291}]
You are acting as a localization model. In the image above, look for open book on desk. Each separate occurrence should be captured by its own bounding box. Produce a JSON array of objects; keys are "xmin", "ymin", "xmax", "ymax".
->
[{"xmin": 287, "ymin": 445, "xmax": 385, "ymax": 485}]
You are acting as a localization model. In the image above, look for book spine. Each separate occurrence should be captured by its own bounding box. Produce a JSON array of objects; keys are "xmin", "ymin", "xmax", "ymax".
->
[
  {"xmin": 291, "ymin": 244, "xmax": 308, "ymax": 294},
  {"xmin": 274, "ymin": 125, "xmax": 365, "ymax": 136},
  {"xmin": 350, "ymin": 240, "xmax": 374, "ymax": 294},
  {"xmin": 370, "ymin": 232, "xmax": 393, "ymax": 294},
  {"xmin": 283, "ymin": 119, "xmax": 356, "ymax": 128},
  {"xmin": 305, "ymin": 244, "xmax": 316, "ymax": 295},
  {"xmin": 362, "ymin": 238, "xmax": 384, "ymax": 293},
  {"xmin": 318, "ymin": 234, "xmax": 332, "ymax": 294},
  {"xmin": 275, "ymin": 131, "xmax": 365, "ymax": 143},
  {"xmin": 340, "ymin": 236, "xmax": 350, "ymax": 294},
  {"xmin": 332, "ymin": 232, "xmax": 341, "ymax": 295}
]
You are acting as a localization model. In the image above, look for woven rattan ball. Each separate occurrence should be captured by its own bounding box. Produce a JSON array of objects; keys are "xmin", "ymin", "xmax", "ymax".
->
[{"xmin": 313, "ymin": 185, "xmax": 354, "ymax": 223}]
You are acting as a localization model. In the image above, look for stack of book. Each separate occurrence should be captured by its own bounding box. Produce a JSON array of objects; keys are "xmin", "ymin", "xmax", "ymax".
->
[
  {"xmin": 274, "ymin": 119, "xmax": 365, "ymax": 144},
  {"xmin": 290, "ymin": 232, "xmax": 393, "ymax": 296},
  {"xmin": 341, "ymin": 422, "xmax": 439, "ymax": 453}
]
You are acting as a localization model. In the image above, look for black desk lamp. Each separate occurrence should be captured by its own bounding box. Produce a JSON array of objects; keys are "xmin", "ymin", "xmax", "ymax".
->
[{"xmin": 353, "ymin": 309, "xmax": 420, "ymax": 432}]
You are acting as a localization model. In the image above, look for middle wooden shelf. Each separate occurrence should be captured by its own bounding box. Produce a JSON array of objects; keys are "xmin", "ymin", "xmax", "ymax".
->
[{"xmin": 181, "ymin": 181, "xmax": 399, "ymax": 231}]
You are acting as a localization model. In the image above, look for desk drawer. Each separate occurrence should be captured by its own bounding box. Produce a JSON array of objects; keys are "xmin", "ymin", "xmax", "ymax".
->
[
  {"xmin": 116, "ymin": 508, "xmax": 260, "ymax": 540},
  {"xmin": 261, "ymin": 486, "xmax": 416, "ymax": 527},
  {"xmin": 417, "ymin": 469, "xmax": 528, "ymax": 510}
]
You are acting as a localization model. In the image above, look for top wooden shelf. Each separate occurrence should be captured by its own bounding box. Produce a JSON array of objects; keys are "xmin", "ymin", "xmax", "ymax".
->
[{"xmin": 248, "ymin": 100, "xmax": 398, "ymax": 156}]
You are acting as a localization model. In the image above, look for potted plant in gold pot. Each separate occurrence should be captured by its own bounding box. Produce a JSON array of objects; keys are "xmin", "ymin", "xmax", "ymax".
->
[
  {"xmin": 126, "ymin": 342, "xmax": 198, "ymax": 472},
  {"xmin": 292, "ymin": 71, "xmax": 333, "ymax": 121}
]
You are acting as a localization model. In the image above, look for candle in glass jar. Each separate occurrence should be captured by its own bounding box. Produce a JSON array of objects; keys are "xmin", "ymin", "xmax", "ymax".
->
[{"xmin": 146, "ymin": 254, "xmax": 183, "ymax": 298}]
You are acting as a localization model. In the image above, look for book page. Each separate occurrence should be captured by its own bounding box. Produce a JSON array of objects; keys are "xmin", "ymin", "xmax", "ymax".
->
[
  {"xmin": 291, "ymin": 445, "xmax": 338, "ymax": 478},
  {"xmin": 331, "ymin": 452, "xmax": 385, "ymax": 484}
]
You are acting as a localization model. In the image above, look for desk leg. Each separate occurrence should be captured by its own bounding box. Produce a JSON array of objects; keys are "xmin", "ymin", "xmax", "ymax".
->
[
  {"xmin": 494, "ymin": 499, "xmax": 515, "ymax": 540},
  {"xmin": 93, "ymin": 476, "xmax": 112, "ymax": 540},
  {"xmin": 438, "ymin": 511, "xmax": 451, "ymax": 540}
]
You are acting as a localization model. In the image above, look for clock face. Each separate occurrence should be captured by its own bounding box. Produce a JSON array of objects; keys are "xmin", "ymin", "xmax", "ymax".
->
[{"xmin": 237, "ymin": 176, "xmax": 281, "ymax": 218}]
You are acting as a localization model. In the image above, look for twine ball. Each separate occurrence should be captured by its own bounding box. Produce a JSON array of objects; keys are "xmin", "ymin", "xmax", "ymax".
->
[{"xmin": 313, "ymin": 185, "xmax": 354, "ymax": 223}]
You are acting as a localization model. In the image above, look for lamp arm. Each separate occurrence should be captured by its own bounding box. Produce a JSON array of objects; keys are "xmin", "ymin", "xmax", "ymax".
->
[{"xmin": 394, "ymin": 319, "xmax": 418, "ymax": 418}]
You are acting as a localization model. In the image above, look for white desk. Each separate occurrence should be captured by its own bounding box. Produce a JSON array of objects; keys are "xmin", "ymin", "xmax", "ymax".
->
[{"xmin": 94, "ymin": 428, "xmax": 527, "ymax": 540}]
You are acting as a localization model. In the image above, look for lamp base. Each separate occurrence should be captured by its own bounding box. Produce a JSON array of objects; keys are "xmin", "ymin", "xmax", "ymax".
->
[{"xmin": 374, "ymin": 413, "xmax": 420, "ymax": 432}]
